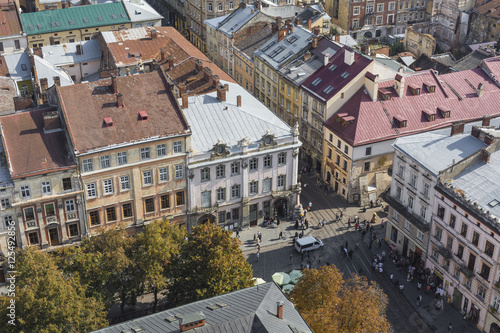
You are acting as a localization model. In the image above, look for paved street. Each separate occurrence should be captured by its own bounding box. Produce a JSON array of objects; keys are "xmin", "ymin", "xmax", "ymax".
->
[{"xmin": 240, "ymin": 172, "xmax": 479, "ymax": 333}]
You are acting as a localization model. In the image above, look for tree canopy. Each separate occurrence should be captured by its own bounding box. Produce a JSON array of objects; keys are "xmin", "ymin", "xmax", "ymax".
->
[
  {"xmin": 289, "ymin": 266, "xmax": 390, "ymax": 333},
  {"xmin": 0, "ymin": 248, "xmax": 108, "ymax": 333},
  {"xmin": 167, "ymin": 223, "xmax": 253, "ymax": 306}
]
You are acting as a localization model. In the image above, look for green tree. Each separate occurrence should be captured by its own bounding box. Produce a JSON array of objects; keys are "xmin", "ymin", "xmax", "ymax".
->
[
  {"xmin": 168, "ymin": 223, "xmax": 253, "ymax": 306},
  {"xmin": 0, "ymin": 248, "xmax": 108, "ymax": 333},
  {"xmin": 134, "ymin": 219, "xmax": 186, "ymax": 311},
  {"xmin": 290, "ymin": 266, "xmax": 390, "ymax": 333},
  {"xmin": 389, "ymin": 41, "xmax": 405, "ymax": 56}
]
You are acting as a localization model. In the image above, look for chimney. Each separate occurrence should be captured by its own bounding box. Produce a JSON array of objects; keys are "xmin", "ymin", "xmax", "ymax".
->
[
  {"xmin": 304, "ymin": 51, "xmax": 311, "ymax": 62},
  {"xmin": 40, "ymin": 78, "xmax": 48, "ymax": 92},
  {"xmin": 365, "ymin": 72, "xmax": 379, "ymax": 102},
  {"xmin": 484, "ymin": 134, "xmax": 497, "ymax": 145},
  {"xmin": 277, "ymin": 301, "xmax": 284, "ymax": 319},
  {"xmin": 307, "ymin": 19, "xmax": 311, "ymax": 31},
  {"xmin": 239, "ymin": 1, "xmax": 246, "ymax": 9},
  {"xmin": 126, "ymin": 67, "xmax": 131, "ymax": 76},
  {"xmin": 168, "ymin": 55, "xmax": 174, "ymax": 69},
  {"xmin": 394, "ymin": 73, "xmax": 405, "ymax": 97},
  {"xmin": 344, "ymin": 47, "xmax": 355, "ymax": 66},
  {"xmin": 323, "ymin": 53, "xmax": 330, "ymax": 67},
  {"xmin": 289, "ymin": 24, "xmax": 293, "ymax": 33},
  {"xmin": 179, "ymin": 312, "xmax": 206, "ymax": 332},
  {"xmin": 295, "ymin": 17, "xmax": 299, "ymax": 25},
  {"xmin": 212, "ymin": 74, "xmax": 220, "ymax": 87},
  {"xmin": 312, "ymin": 27, "xmax": 321, "ymax": 35},
  {"xmin": 33, "ymin": 47, "xmax": 43, "ymax": 58},
  {"xmin": 312, "ymin": 37, "xmax": 318, "ymax": 48},
  {"xmin": 117, "ymin": 92, "xmax": 124, "ymax": 108},
  {"xmin": 471, "ymin": 126, "xmax": 480, "ymax": 138},
  {"xmin": 216, "ymin": 83, "xmax": 228, "ymax": 102},
  {"xmin": 482, "ymin": 115, "xmax": 491, "ymax": 126},
  {"xmin": 111, "ymin": 74, "xmax": 118, "ymax": 93},
  {"xmin": 477, "ymin": 83, "xmax": 484, "ymax": 97},
  {"xmin": 76, "ymin": 44, "xmax": 83, "ymax": 55},
  {"xmin": 43, "ymin": 111, "xmax": 61, "ymax": 131},
  {"xmin": 335, "ymin": 34, "xmax": 340, "ymax": 42},
  {"xmin": 160, "ymin": 48, "xmax": 166, "ymax": 62},
  {"xmin": 204, "ymin": 67, "xmax": 213, "ymax": 82},
  {"xmin": 53, "ymin": 76, "xmax": 61, "ymax": 86},
  {"xmin": 285, "ymin": 19, "xmax": 291, "ymax": 26},
  {"xmin": 237, "ymin": 95, "xmax": 241, "ymax": 107},
  {"xmin": 150, "ymin": 29, "xmax": 157, "ymax": 39},
  {"xmin": 278, "ymin": 27, "xmax": 288, "ymax": 42},
  {"xmin": 272, "ymin": 23, "xmax": 279, "ymax": 33},
  {"xmin": 450, "ymin": 121, "xmax": 465, "ymax": 136},
  {"xmin": 178, "ymin": 83, "xmax": 186, "ymax": 97},
  {"xmin": 276, "ymin": 17, "xmax": 282, "ymax": 28},
  {"xmin": 195, "ymin": 59, "xmax": 203, "ymax": 72},
  {"xmin": 481, "ymin": 150, "xmax": 490, "ymax": 164},
  {"xmin": 182, "ymin": 95, "xmax": 188, "ymax": 109},
  {"xmin": 8, "ymin": 2, "xmax": 15, "ymax": 11}
]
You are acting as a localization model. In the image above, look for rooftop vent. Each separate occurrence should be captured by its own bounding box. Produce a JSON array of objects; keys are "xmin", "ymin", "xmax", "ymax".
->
[
  {"xmin": 138, "ymin": 111, "xmax": 148, "ymax": 120},
  {"xmin": 43, "ymin": 111, "xmax": 61, "ymax": 132},
  {"xmin": 120, "ymin": 327, "xmax": 144, "ymax": 333},
  {"xmin": 207, "ymin": 302, "xmax": 230, "ymax": 311},
  {"xmin": 103, "ymin": 117, "xmax": 113, "ymax": 127},
  {"xmin": 179, "ymin": 311, "xmax": 206, "ymax": 332}
]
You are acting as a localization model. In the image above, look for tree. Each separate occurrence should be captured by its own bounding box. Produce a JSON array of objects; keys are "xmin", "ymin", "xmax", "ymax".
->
[
  {"xmin": 0, "ymin": 248, "xmax": 108, "ymax": 333},
  {"xmin": 290, "ymin": 266, "xmax": 390, "ymax": 333},
  {"xmin": 55, "ymin": 227, "xmax": 137, "ymax": 313},
  {"xmin": 389, "ymin": 40, "xmax": 405, "ymax": 56},
  {"xmin": 167, "ymin": 223, "xmax": 253, "ymax": 306},
  {"xmin": 134, "ymin": 219, "xmax": 186, "ymax": 311}
]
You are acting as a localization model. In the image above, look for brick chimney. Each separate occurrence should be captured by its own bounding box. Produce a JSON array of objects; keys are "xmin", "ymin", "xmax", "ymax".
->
[
  {"xmin": 285, "ymin": 19, "xmax": 292, "ymax": 26},
  {"xmin": 276, "ymin": 16, "xmax": 282, "ymax": 28},
  {"xmin": 212, "ymin": 75, "xmax": 220, "ymax": 87},
  {"xmin": 40, "ymin": 78, "xmax": 48, "ymax": 92},
  {"xmin": 335, "ymin": 34, "xmax": 340, "ymax": 42},
  {"xmin": 33, "ymin": 47, "xmax": 43, "ymax": 58},
  {"xmin": 450, "ymin": 121, "xmax": 465, "ymax": 136},
  {"xmin": 295, "ymin": 17, "xmax": 299, "ymax": 25},
  {"xmin": 484, "ymin": 134, "xmax": 497, "ymax": 145},
  {"xmin": 481, "ymin": 150, "xmax": 490, "ymax": 163},
  {"xmin": 323, "ymin": 53, "xmax": 330, "ymax": 67},
  {"xmin": 216, "ymin": 83, "xmax": 228, "ymax": 102},
  {"xmin": 178, "ymin": 83, "xmax": 186, "ymax": 97},
  {"xmin": 53, "ymin": 76, "xmax": 61, "ymax": 86},
  {"xmin": 117, "ymin": 92, "xmax": 124, "ymax": 108},
  {"xmin": 312, "ymin": 27, "xmax": 321, "ymax": 35},
  {"xmin": 278, "ymin": 27, "xmax": 288, "ymax": 42},
  {"xmin": 307, "ymin": 19, "xmax": 311, "ymax": 31},
  {"xmin": 43, "ymin": 111, "xmax": 61, "ymax": 131},
  {"xmin": 111, "ymin": 74, "xmax": 118, "ymax": 93},
  {"xmin": 312, "ymin": 37, "xmax": 318, "ymax": 48},
  {"xmin": 482, "ymin": 115, "xmax": 491, "ymax": 127},
  {"xmin": 237, "ymin": 95, "xmax": 241, "ymax": 107},
  {"xmin": 304, "ymin": 51, "xmax": 311, "ymax": 62},
  {"xmin": 195, "ymin": 59, "xmax": 203, "ymax": 72},
  {"xmin": 288, "ymin": 24, "xmax": 293, "ymax": 33},
  {"xmin": 160, "ymin": 48, "xmax": 166, "ymax": 62},
  {"xmin": 277, "ymin": 301, "xmax": 284, "ymax": 319},
  {"xmin": 204, "ymin": 67, "xmax": 213, "ymax": 82},
  {"xmin": 477, "ymin": 83, "xmax": 484, "ymax": 97},
  {"xmin": 182, "ymin": 95, "xmax": 188, "ymax": 109},
  {"xmin": 150, "ymin": 29, "xmax": 157, "ymax": 39},
  {"xmin": 471, "ymin": 126, "xmax": 480, "ymax": 138},
  {"xmin": 168, "ymin": 55, "xmax": 174, "ymax": 69}
]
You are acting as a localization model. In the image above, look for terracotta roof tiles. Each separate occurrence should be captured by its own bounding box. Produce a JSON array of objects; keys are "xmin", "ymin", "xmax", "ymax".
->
[{"xmin": 0, "ymin": 2, "xmax": 22, "ymax": 37}]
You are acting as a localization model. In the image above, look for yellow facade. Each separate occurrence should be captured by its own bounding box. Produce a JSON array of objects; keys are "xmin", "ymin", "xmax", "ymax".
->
[
  {"xmin": 27, "ymin": 23, "xmax": 132, "ymax": 48},
  {"xmin": 233, "ymin": 48, "xmax": 254, "ymax": 95},
  {"xmin": 206, "ymin": 25, "xmax": 218, "ymax": 62},
  {"xmin": 322, "ymin": 127, "xmax": 352, "ymax": 199},
  {"xmin": 79, "ymin": 138, "xmax": 189, "ymax": 235},
  {"xmin": 254, "ymin": 57, "xmax": 279, "ymax": 114},
  {"xmin": 278, "ymin": 77, "xmax": 300, "ymax": 127},
  {"xmin": 35, "ymin": 0, "xmax": 72, "ymax": 11}
]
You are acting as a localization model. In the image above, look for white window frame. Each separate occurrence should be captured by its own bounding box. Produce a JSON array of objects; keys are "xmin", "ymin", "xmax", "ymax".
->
[
  {"xmin": 263, "ymin": 178, "xmax": 271, "ymax": 192},
  {"xmin": 141, "ymin": 147, "xmax": 151, "ymax": 160},
  {"xmin": 83, "ymin": 158, "xmax": 93, "ymax": 172},
  {"xmin": 202, "ymin": 191, "xmax": 211, "ymax": 208},
  {"xmin": 376, "ymin": 16, "xmax": 383, "ymax": 24},
  {"xmin": 417, "ymin": 230, "xmax": 424, "ymax": 241},
  {"xmin": 278, "ymin": 152, "xmax": 286, "ymax": 165},
  {"xmin": 120, "ymin": 175, "xmax": 130, "ymax": 190},
  {"xmin": 217, "ymin": 187, "xmax": 226, "ymax": 201},
  {"xmin": 103, "ymin": 179, "xmax": 114, "ymax": 194},
  {"xmin": 100, "ymin": 155, "xmax": 111, "ymax": 168},
  {"xmin": 423, "ymin": 182, "xmax": 430, "ymax": 197},
  {"xmin": 231, "ymin": 184, "xmax": 240, "ymax": 199},
  {"xmin": 277, "ymin": 175, "xmax": 285, "ymax": 190},
  {"xmin": 420, "ymin": 205, "xmax": 427, "ymax": 219},
  {"xmin": 201, "ymin": 167, "xmax": 210, "ymax": 181},
  {"xmin": 231, "ymin": 162, "xmax": 240, "ymax": 175},
  {"xmin": 65, "ymin": 199, "xmax": 75, "ymax": 212},
  {"xmin": 157, "ymin": 144, "xmax": 166, "ymax": 157},
  {"xmin": 249, "ymin": 158, "xmax": 257, "ymax": 170},
  {"xmin": 159, "ymin": 167, "xmax": 169, "ymax": 182},
  {"xmin": 117, "ymin": 152, "xmax": 127, "ymax": 165},
  {"xmin": 86, "ymin": 183, "xmax": 97, "ymax": 198},
  {"xmin": 405, "ymin": 220, "xmax": 411, "ymax": 231},
  {"xmin": 408, "ymin": 195, "xmax": 414, "ymax": 210},
  {"xmin": 173, "ymin": 141, "xmax": 183, "ymax": 153},
  {"xmin": 377, "ymin": 3, "xmax": 384, "ymax": 11},
  {"xmin": 353, "ymin": 6, "xmax": 360, "ymax": 15},
  {"xmin": 216, "ymin": 165, "xmax": 225, "ymax": 178},
  {"xmin": 143, "ymin": 170, "xmax": 153, "ymax": 185},
  {"xmin": 264, "ymin": 155, "xmax": 272, "ymax": 168},
  {"xmin": 175, "ymin": 164, "xmax": 184, "ymax": 179},
  {"xmin": 249, "ymin": 180, "xmax": 258, "ymax": 195},
  {"xmin": 410, "ymin": 172, "xmax": 417, "ymax": 187},
  {"xmin": 21, "ymin": 186, "xmax": 31, "ymax": 198},
  {"xmin": 42, "ymin": 181, "xmax": 51, "ymax": 194}
]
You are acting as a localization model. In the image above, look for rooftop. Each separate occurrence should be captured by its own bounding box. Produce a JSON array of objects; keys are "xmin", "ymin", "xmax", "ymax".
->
[
  {"xmin": 0, "ymin": 76, "xmax": 16, "ymax": 113},
  {"xmin": 473, "ymin": 0, "xmax": 500, "ymax": 19},
  {"xmin": 393, "ymin": 131, "xmax": 487, "ymax": 176},
  {"xmin": 0, "ymin": 107, "xmax": 76, "ymax": 178},
  {"xmin": 40, "ymin": 39, "xmax": 102, "ymax": 66},
  {"xmin": 410, "ymin": 53, "xmax": 452, "ymax": 74},
  {"xmin": 217, "ymin": 4, "xmax": 259, "ymax": 37},
  {"xmin": 20, "ymin": 2, "xmax": 130, "ymax": 36},
  {"xmin": 448, "ymin": 49, "xmax": 495, "ymax": 72},
  {"xmin": 122, "ymin": 0, "xmax": 163, "ymax": 23},
  {"xmin": 180, "ymin": 81, "xmax": 291, "ymax": 154},
  {"xmin": 34, "ymin": 54, "xmax": 74, "ymax": 87},
  {"xmin": 324, "ymin": 60, "xmax": 500, "ymax": 146},
  {"xmin": 0, "ymin": 1, "xmax": 23, "ymax": 37},
  {"xmin": 3, "ymin": 52, "xmax": 31, "ymax": 81},
  {"xmin": 302, "ymin": 46, "xmax": 373, "ymax": 102},
  {"xmin": 58, "ymin": 70, "xmax": 189, "ymax": 154},
  {"xmin": 255, "ymin": 24, "xmax": 313, "ymax": 70},
  {"xmin": 234, "ymin": 23, "xmax": 274, "ymax": 59},
  {"xmin": 261, "ymin": 5, "xmax": 302, "ymax": 19},
  {"xmin": 92, "ymin": 282, "xmax": 312, "ymax": 333}
]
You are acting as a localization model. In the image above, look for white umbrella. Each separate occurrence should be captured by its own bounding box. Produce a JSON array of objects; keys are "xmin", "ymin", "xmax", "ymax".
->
[
  {"xmin": 289, "ymin": 269, "xmax": 303, "ymax": 284},
  {"xmin": 252, "ymin": 277, "xmax": 266, "ymax": 285},
  {"xmin": 272, "ymin": 272, "xmax": 291, "ymax": 286},
  {"xmin": 282, "ymin": 284, "xmax": 295, "ymax": 293}
]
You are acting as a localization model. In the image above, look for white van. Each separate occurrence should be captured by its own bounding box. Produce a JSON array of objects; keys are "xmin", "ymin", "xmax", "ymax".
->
[{"xmin": 295, "ymin": 236, "xmax": 324, "ymax": 254}]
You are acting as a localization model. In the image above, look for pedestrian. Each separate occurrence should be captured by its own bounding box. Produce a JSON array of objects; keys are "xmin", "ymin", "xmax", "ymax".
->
[
  {"xmin": 347, "ymin": 220, "xmax": 351, "ymax": 229},
  {"xmin": 416, "ymin": 295, "xmax": 422, "ymax": 306},
  {"xmin": 295, "ymin": 220, "xmax": 299, "ymax": 229},
  {"xmin": 390, "ymin": 273, "xmax": 393, "ymax": 282},
  {"xmin": 257, "ymin": 244, "xmax": 261, "ymax": 251},
  {"xmin": 256, "ymin": 251, "xmax": 260, "ymax": 262},
  {"xmin": 290, "ymin": 254, "xmax": 293, "ymax": 262},
  {"xmin": 348, "ymin": 249, "xmax": 353, "ymax": 259},
  {"xmin": 354, "ymin": 215, "xmax": 358, "ymax": 223},
  {"xmin": 340, "ymin": 211, "xmax": 343, "ymax": 219},
  {"xmin": 345, "ymin": 241, "xmax": 349, "ymax": 249},
  {"xmin": 318, "ymin": 218, "xmax": 321, "ymax": 227},
  {"xmin": 399, "ymin": 284, "xmax": 404, "ymax": 293},
  {"xmin": 253, "ymin": 234, "xmax": 256, "ymax": 242},
  {"xmin": 318, "ymin": 254, "xmax": 322, "ymax": 263},
  {"xmin": 417, "ymin": 282, "xmax": 422, "ymax": 291},
  {"xmin": 236, "ymin": 229, "xmax": 240, "ymax": 238},
  {"xmin": 279, "ymin": 231, "xmax": 283, "ymax": 240},
  {"xmin": 277, "ymin": 218, "xmax": 280, "ymax": 226},
  {"xmin": 448, "ymin": 323, "xmax": 452, "ymax": 332},
  {"xmin": 308, "ymin": 201, "xmax": 312, "ymax": 210},
  {"xmin": 358, "ymin": 268, "xmax": 364, "ymax": 275},
  {"xmin": 344, "ymin": 247, "xmax": 348, "ymax": 257},
  {"xmin": 305, "ymin": 220, "xmax": 309, "ymax": 229},
  {"xmin": 379, "ymin": 266, "xmax": 383, "ymax": 274},
  {"xmin": 378, "ymin": 238, "xmax": 382, "ymax": 248},
  {"xmin": 355, "ymin": 222, "xmax": 359, "ymax": 231},
  {"xmin": 321, "ymin": 220, "xmax": 325, "ymax": 227}
]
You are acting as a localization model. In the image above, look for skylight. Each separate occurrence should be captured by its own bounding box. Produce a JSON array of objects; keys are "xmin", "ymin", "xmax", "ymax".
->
[
  {"xmin": 37, "ymin": 24, "xmax": 42, "ymax": 29},
  {"xmin": 323, "ymin": 85, "xmax": 334, "ymax": 94},
  {"xmin": 97, "ymin": 16, "xmax": 103, "ymax": 21},
  {"xmin": 28, "ymin": 25, "xmax": 33, "ymax": 30},
  {"xmin": 50, "ymin": 22, "xmax": 56, "ymax": 27},
  {"xmin": 112, "ymin": 14, "xmax": 117, "ymax": 19},
  {"xmin": 312, "ymin": 78, "xmax": 322, "ymax": 86},
  {"xmin": 329, "ymin": 64, "xmax": 338, "ymax": 71},
  {"xmin": 121, "ymin": 13, "xmax": 127, "ymax": 18},
  {"xmin": 341, "ymin": 71, "xmax": 350, "ymax": 79},
  {"xmin": 68, "ymin": 19, "xmax": 74, "ymax": 25},
  {"xmin": 83, "ymin": 18, "xmax": 89, "ymax": 23},
  {"xmin": 261, "ymin": 41, "xmax": 275, "ymax": 52},
  {"xmin": 287, "ymin": 36, "xmax": 298, "ymax": 44},
  {"xmin": 269, "ymin": 46, "xmax": 285, "ymax": 59}
]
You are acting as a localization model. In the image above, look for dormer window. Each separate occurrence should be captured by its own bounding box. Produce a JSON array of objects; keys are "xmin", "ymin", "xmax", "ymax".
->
[
  {"xmin": 409, "ymin": 84, "xmax": 421, "ymax": 95},
  {"xmin": 437, "ymin": 106, "xmax": 450, "ymax": 118},
  {"xmin": 336, "ymin": 113, "xmax": 354, "ymax": 127},
  {"xmin": 424, "ymin": 81, "xmax": 435, "ymax": 93},
  {"xmin": 378, "ymin": 90, "xmax": 391, "ymax": 100},
  {"xmin": 394, "ymin": 115, "xmax": 407, "ymax": 128},
  {"xmin": 422, "ymin": 109, "xmax": 435, "ymax": 121},
  {"xmin": 138, "ymin": 110, "xmax": 148, "ymax": 121},
  {"xmin": 103, "ymin": 117, "xmax": 113, "ymax": 127},
  {"xmin": 312, "ymin": 78, "xmax": 322, "ymax": 86}
]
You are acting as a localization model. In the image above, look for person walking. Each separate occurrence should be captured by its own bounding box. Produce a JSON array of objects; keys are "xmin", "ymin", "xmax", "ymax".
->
[
  {"xmin": 290, "ymin": 254, "xmax": 293, "ymax": 262},
  {"xmin": 236, "ymin": 229, "xmax": 240, "ymax": 238},
  {"xmin": 448, "ymin": 323, "xmax": 453, "ymax": 332},
  {"xmin": 321, "ymin": 220, "xmax": 325, "ymax": 228},
  {"xmin": 279, "ymin": 231, "xmax": 283, "ymax": 240},
  {"xmin": 416, "ymin": 295, "xmax": 422, "ymax": 306},
  {"xmin": 256, "ymin": 251, "xmax": 260, "ymax": 262},
  {"xmin": 399, "ymin": 284, "xmax": 404, "ymax": 293},
  {"xmin": 348, "ymin": 249, "xmax": 353, "ymax": 259},
  {"xmin": 308, "ymin": 201, "xmax": 312, "ymax": 210}
]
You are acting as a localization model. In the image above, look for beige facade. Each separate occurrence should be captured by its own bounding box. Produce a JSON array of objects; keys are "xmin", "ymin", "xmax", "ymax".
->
[
  {"xmin": 34, "ymin": 0, "xmax": 71, "ymax": 11},
  {"xmin": 254, "ymin": 57, "xmax": 279, "ymax": 113},
  {"xmin": 279, "ymin": 77, "xmax": 300, "ymax": 127},
  {"xmin": 234, "ymin": 47, "xmax": 254, "ymax": 95},
  {"xmin": 404, "ymin": 26, "xmax": 436, "ymax": 57}
]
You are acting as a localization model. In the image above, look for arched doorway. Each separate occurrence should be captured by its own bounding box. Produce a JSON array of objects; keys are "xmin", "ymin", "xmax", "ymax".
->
[
  {"xmin": 197, "ymin": 214, "xmax": 215, "ymax": 225},
  {"xmin": 363, "ymin": 31, "xmax": 373, "ymax": 38},
  {"xmin": 273, "ymin": 198, "xmax": 288, "ymax": 218},
  {"xmin": 490, "ymin": 322, "xmax": 500, "ymax": 333}
]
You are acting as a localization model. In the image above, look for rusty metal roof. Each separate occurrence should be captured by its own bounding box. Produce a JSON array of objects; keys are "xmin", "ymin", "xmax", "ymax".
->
[{"xmin": 0, "ymin": 2, "xmax": 22, "ymax": 37}]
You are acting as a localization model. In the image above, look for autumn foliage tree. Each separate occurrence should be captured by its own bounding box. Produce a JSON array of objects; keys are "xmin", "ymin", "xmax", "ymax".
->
[
  {"xmin": 289, "ymin": 266, "xmax": 390, "ymax": 333},
  {"xmin": 167, "ymin": 223, "xmax": 253, "ymax": 306},
  {"xmin": 0, "ymin": 248, "xmax": 108, "ymax": 333}
]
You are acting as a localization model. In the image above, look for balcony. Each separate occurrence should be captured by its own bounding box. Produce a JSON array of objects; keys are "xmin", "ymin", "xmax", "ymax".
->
[
  {"xmin": 436, "ymin": 245, "xmax": 453, "ymax": 260},
  {"xmin": 459, "ymin": 265, "xmax": 475, "ymax": 278},
  {"xmin": 383, "ymin": 192, "xmax": 430, "ymax": 231}
]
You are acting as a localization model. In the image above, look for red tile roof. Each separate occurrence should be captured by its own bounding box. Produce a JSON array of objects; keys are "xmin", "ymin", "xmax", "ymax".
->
[
  {"xmin": 0, "ymin": 108, "xmax": 75, "ymax": 178},
  {"xmin": 58, "ymin": 70, "xmax": 189, "ymax": 154},
  {"xmin": 0, "ymin": 2, "xmax": 22, "ymax": 37},
  {"xmin": 325, "ymin": 64, "xmax": 500, "ymax": 146},
  {"xmin": 301, "ymin": 46, "xmax": 373, "ymax": 102},
  {"xmin": 473, "ymin": 0, "xmax": 500, "ymax": 19}
]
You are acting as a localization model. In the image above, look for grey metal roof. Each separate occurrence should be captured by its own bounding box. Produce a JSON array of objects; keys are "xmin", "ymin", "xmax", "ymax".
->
[
  {"xmin": 4, "ymin": 52, "xmax": 31, "ymax": 81},
  {"xmin": 255, "ymin": 25, "xmax": 313, "ymax": 70},
  {"xmin": 448, "ymin": 49, "xmax": 493, "ymax": 72},
  {"xmin": 234, "ymin": 25, "xmax": 274, "ymax": 60},
  {"xmin": 260, "ymin": 5, "xmax": 301, "ymax": 19},
  {"xmin": 122, "ymin": 0, "xmax": 163, "ymax": 23},
  {"xmin": 217, "ymin": 5, "xmax": 258, "ymax": 37},
  {"xmin": 40, "ymin": 39, "xmax": 102, "ymax": 66},
  {"xmin": 452, "ymin": 148, "xmax": 500, "ymax": 219},
  {"xmin": 180, "ymin": 81, "xmax": 291, "ymax": 154},
  {"xmin": 34, "ymin": 55, "xmax": 74, "ymax": 87},
  {"xmin": 92, "ymin": 282, "xmax": 312, "ymax": 333},
  {"xmin": 393, "ymin": 131, "xmax": 487, "ymax": 176},
  {"xmin": 205, "ymin": 15, "xmax": 229, "ymax": 29}
]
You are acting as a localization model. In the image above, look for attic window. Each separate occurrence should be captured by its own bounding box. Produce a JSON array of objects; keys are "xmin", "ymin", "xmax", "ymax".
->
[
  {"xmin": 287, "ymin": 36, "xmax": 298, "ymax": 44},
  {"xmin": 112, "ymin": 14, "xmax": 117, "ymax": 19},
  {"xmin": 323, "ymin": 85, "xmax": 334, "ymax": 94},
  {"xmin": 37, "ymin": 24, "xmax": 42, "ymax": 29},
  {"xmin": 121, "ymin": 13, "xmax": 127, "ymax": 18},
  {"xmin": 312, "ymin": 78, "xmax": 322, "ymax": 86},
  {"xmin": 394, "ymin": 115, "xmax": 407, "ymax": 128},
  {"xmin": 103, "ymin": 117, "xmax": 113, "ymax": 127},
  {"xmin": 21, "ymin": 64, "xmax": 27, "ymax": 71},
  {"xmin": 336, "ymin": 113, "xmax": 354, "ymax": 127},
  {"xmin": 83, "ymin": 18, "xmax": 89, "ymax": 23},
  {"xmin": 50, "ymin": 22, "xmax": 56, "ymax": 27},
  {"xmin": 438, "ymin": 106, "xmax": 451, "ymax": 118},
  {"xmin": 341, "ymin": 71, "xmax": 350, "ymax": 79},
  {"xmin": 409, "ymin": 84, "xmax": 421, "ymax": 95},
  {"xmin": 68, "ymin": 20, "xmax": 74, "ymax": 25},
  {"xmin": 489, "ymin": 199, "xmax": 500, "ymax": 207},
  {"xmin": 329, "ymin": 64, "xmax": 338, "ymax": 71},
  {"xmin": 269, "ymin": 46, "xmax": 285, "ymax": 58},
  {"xmin": 97, "ymin": 16, "xmax": 103, "ymax": 21},
  {"xmin": 422, "ymin": 109, "xmax": 435, "ymax": 121},
  {"xmin": 55, "ymin": 22, "xmax": 60, "ymax": 26},
  {"xmin": 138, "ymin": 111, "xmax": 148, "ymax": 120},
  {"xmin": 378, "ymin": 90, "xmax": 391, "ymax": 100},
  {"xmin": 29, "ymin": 25, "xmax": 34, "ymax": 30},
  {"xmin": 424, "ymin": 82, "xmax": 435, "ymax": 93}
]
